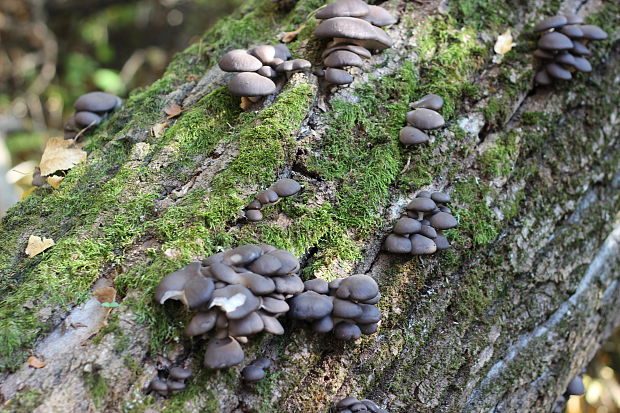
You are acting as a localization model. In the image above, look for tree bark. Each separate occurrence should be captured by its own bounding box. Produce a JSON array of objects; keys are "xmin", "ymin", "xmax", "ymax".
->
[{"xmin": 0, "ymin": 0, "xmax": 619, "ymax": 412}]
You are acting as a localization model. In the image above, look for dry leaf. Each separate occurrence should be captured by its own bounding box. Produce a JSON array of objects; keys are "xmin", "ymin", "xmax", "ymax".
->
[
  {"xmin": 494, "ymin": 30, "xmax": 514, "ymax": 55},
  {"xmin": 28, "ymin": 356, "xmax": 47, "ymax": 369},
  {"xmin": 151, "ymin": 122, "xmax": 169, "ymax": 138},
  {"xmin": 46, "ymin": 175, "xmax": 64, "ymax": 189},
  {"xmin": 93, "ymin": 286, "xmax": 116, "ymax": 304},
  {"xmin": 39, "ymin": 138, "xmax": 87, "ymax": 176},
  {"xmin": 25, "ymin": 235, "xmax": 55, "ymax": 258},
  {"xmin": 164, "ymin": 104, "xmax": 182, "ymax": 119},
  {"xmin": 281, "ymin": 25, "xmax": 306, "ymax": 43}
]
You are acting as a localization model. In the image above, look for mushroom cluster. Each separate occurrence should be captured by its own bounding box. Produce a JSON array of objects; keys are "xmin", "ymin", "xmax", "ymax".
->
[
  {"xmin": 241, "ymin": 357, "xmax": 272, "ymax": 383},
  {"xmin": 533, "ymin": 14, "xmax": 608, "ymax": 85},
  {"xmin": 313, "ymin": 0, "xmax": 395, "ymax": 86},
  {"xmin": 334, "ymin": 396, "xmax": 388, "ymax": 413},
  {"xmin": 64, "ymin": 92, "xmax": 122, "ymax": 140},
  {"xmin": 155, "ymin": 244, "xmax": 304, "ymax": 369},
  {"xmin": 244, "ymin": 178, "xmax": 302, "ymax": 222},
  {"xmin": 552, "ymin": 373, "xmax": 586, "ymax": 413},
  {"xmin": 218, "ymin": 45, "xmax": 310, "ymax": 108},
  {"xmin": 399, "ymin": 94, "xmax": 445, "ymax": 146},
  {"xmin": 148, "ymin": 366, "xmax": 192, "ymax": 397},
  {"xmin": 288, "ymin": 274, "xmax": 381, "ymax": 340},
  {"xmin": 383, "ymin": 191, "xmax": 456, "ymax": 255}
]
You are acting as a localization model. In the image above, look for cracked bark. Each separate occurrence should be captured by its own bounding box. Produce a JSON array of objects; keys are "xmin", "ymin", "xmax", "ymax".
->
[{"xmin": 0, "ymin": 0, "xmax": 619, "ymax": 412}]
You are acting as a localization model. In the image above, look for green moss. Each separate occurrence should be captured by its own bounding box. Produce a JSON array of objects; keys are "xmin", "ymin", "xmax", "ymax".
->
[
  {"xmin": 478, "ymin": 131, "xmax": 519, "ymax": 177},
  {"xmin": 452, "ymin": 178, "xmax": 499, "ymax": 246},
  {"xmin": 2, "ymin": 389, "xmax": 43, "ymax": 412},
  {"xmin": 84, "ymin": 370, "xmax": 110, "ymax": 409}
]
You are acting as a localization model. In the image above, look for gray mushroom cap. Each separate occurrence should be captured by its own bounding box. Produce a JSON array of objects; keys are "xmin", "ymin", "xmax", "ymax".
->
[
  {"xmin": 155, "ymin": 262, "xmax": 205, "ymax": 305},
  {"xmin": 304, "ymin": 278, "xmax": 330, "ymax": 294},
  {"xmin": 560, "ymin": 25, "xmax": 584, "ymax": 38},
  {"xmin": 210, "ymin": 262, "xmax": 241, "ymax": 284},
  {"xmin": 248, "ymin": 254, "xmax": 282, "ymax": 276},
  {"xmin": 74, "ymin": 111, "xmax": 102, "ymax": 128},
  {"xmin": 228, "ymin": 72, "xmax": 277, "ymax": 97},
  {"xmin": 555, "ymin": 52, "xmax": 576, "ymax": 67},
  {"xmin": 533, "ymin": 15, "xmax": 568, "ymax": 32},
  {"xmin": 354, "ymin": 303, "xmax": 381, "ymax": 324},
  {"xmin": 245, "ymin": 209, "xmax": 264, "ymax": 222},
  {"xmin": 359, "ymin": 322, "xmax": 378, "ymax": 335},
  {"xmin": 223, "ymin": 244, "xmax": 263, "ymax": 265},
  {"xmin": 211, "ymin": 284, "xmax": 260, "ymax": 319},
  {"xmin": 535, "ymin": 69, "xmax": 553, "ymax": 85},
  {"xmin": 563, "ymin": 13, "xmax": 583, "ymax": 25},
  {"xmin": 361, "ymin": 5, "xmax": 397, "ymax": 27},
  {"xmin": 393, "ymin": 217, "xmax": 422, "ymax": 235},
  {"xmin": 314, "ymin": 17, "xmax": 393, "ymax": 50},
  {"xmin": 219, "ymin": 49, "xmax": 263, "ymax": 72},
  {"xmin": 566, "ymin": 376, "xmax": 585, "ymax": 395},
  {"xmin": 538, "ymin": 32, "xmax": 573, "ymax": 51},
  {"xmin": 261, "ymin": 296, "xmax": 290, "ymax": 314},
  {"xmin": 406, "ymin": 108, "xmax": 445, "ymax": 130},
  {"xmin": 276, "ymin": 59, "xmax": 312, "ymax": 73},
  {"xmin": 204, "ymin": 337, "xmax": 245, "ymax": 369},
  {"xmin": 74, "ymin": 91, "xmax": 120, "ymax": 112},
  {"xmin": 315, "ymin": 0, "xmax": 370, "ymax": 19},
  {"xmin": 184, "ymin": 274, "xmax": 216, "ymax": 309},
  {"xmin": 325, "ymin": 68, "xmax": 354, "ymax": 85},
  {"xmin": 361, "ymin": 399, "xmax": 381, "ymax": 412},
  {"xmin": 580, "ymin": 25, "xmax": 608, "ymax": 40},
  {"xmin": 271, "ymin": 178, "xmax": 302, "ymax": 197},
  {"xmin": 429, "ymin": 211, "xmax": 458, "ymax": 230},
  {"xmin": 399, "ymin": 126, "xmax": 429, "ymax": 145},
  {"xmin": 434, "ymin": 232, "xmax": 451, "ymax": 250},
  {"xmin": 169, "ymin": 367, "xmax": 192, "ymax": 381},
  {"xmin": 258, "ymin": 311, "xmax": 285, "ymax": 335},
  {"xmin": 267, "ymin": 249, "xmax": 300, "ymax": 275},
  {"xmin": 431, "ymin": 192, "xmax": 450, "ymax": 203},
  {"xmin": 406, "ymin": 197, "xmax": 437, "ymax": 212},
  {"xmin": 242, "ymin": 364, "xmax": 266, "ymax": 382},
  {"xmin": 288, "ymin": 290, "xmax": 334, "ymax": 319},
  {"xmin": 416, "ymin": 190, "xmax": 432, "ymax": 198},
  {"xmin": 336, "ymin": 274, "xmax": 379, "ymax": 302},
  {"xmin": 168, "ymin": 380, "xmax": 186, "ymax": 392},
  {"xmin": 257, "ymin": 188, "xmax": 279, "ymax": 204},
  {"xmin": 258, "ymin": 66, "xmax": 278, "ymax": 78},
  {"xmin": 334, "ymin": 321, "xmax": 362, "ymax": 340},
  {"xmin": 228, "ymin": 311, "xmax": 265, "ymax": 337},
  {"xmin": 149, "ymin": 378, "xmax": 168, "ymax": 394},
  {"xmin": 273, "ymin": 275, "xmax": 305, "ymax": 295},
  {"xmin": 252, "ymin": 357, "xmax": 272, "ymax": 369},
  {"xmin": 239, "ymin": 272, "xmax": 276, "ymax": 295},
  {"xmin": 202, "ymin": 252, "xmax": 224, "ymax": 266},
  {"xmin": 572, "ymin": 56, "xmax": 592, "ymax": 72},
  {"xmin": 312, "ymin": 315, "xmax": 335, "ymax": 332},
  {"xmin": 410, "ymin": 94, "xmax": 444, "ymax": 111},
  {"xmin": 533, "ymin": 49, "xmax": 555, "ymax": 59},
  {"xmin": 249, "ymin": 45, "xmax": 277, "ymax": 64},
  {"xmin": 571, "ymin": 41, "xmax": 591, "ymax": 56},
  {"xmin": 186, "ymin": 310, "xmax": 218, "ymax": 336},
  {"xmin": 324, "ymin": 50, "xmax": 364, "ymax": 68},
  {"xmin": 322, "ymin": 43, "xmax": 372, "ymax": 59},
  {"xmin": 545, "ymin": 63, "xmax": 572, "ymax": 80},
  {"xmin": 384, "ymin": 234, "xmax": 412, "ymax": 254},
  {"xmin": 419, "ymin": 224, "xmax": 437, "ymax": 239},
  {"xmin": 274, "ymin": 44, "xmax": 292, "ymax": 60},
  {"xmin": 337, "ymin": 397, "xmax": 360, "ymax": 408},
  {"xmin": 333, "ymin": 298, "xmax": 363, "ymax": 319},
  {"xmin": 410, "ymin": 234, "xmax": 437, "ymax": 255}
]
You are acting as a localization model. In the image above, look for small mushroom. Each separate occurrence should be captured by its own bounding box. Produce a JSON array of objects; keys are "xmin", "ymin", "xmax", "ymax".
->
[
  {"xmin": 563, "ymin": 13, "xmax": 583, "ymax": 25},
  {"xmin": 560, "ymin": 25, "xmax": 584, "ymax": 39},
  {"xmin": 406, "ymin": 108, "xmax": 445, "ymax": 130},
  {"xmin": 257, "ymin": 66, "xmax": 278, "ymax": 78},
  {"xmin": 219, "ymin": 50, "xmax": 263, "ymax": 72},
  {"xmin": 533, "ymin": 49, "xmax": 555, "ymax": 60},
  {"xmin": 228, "ymin": 72, "xmax": 277, "ymax": 97},
  {"xmin": 211, "ymin": 284, "xmax": 260, "ymax": 319},
  {"xmin": 571, "ymin": 41, "xmax": 591, "ymax": 56},
  {"xmin": 324, "ymin": 50, "xmax": 364, "ymax": 68},
  {"xmin": 537, "ymin": 32, "xmax": 573, "ymax": 51},
  {"xmin": 535, "ymin": 69, "xmax": 553, "ymax": 86},
  {"xmin": 579, "ymin": 25, "xmax": 608, "ymax": 40},
  {"xmin": 383, "ymin": 234, "xmax": 412, "ymax": 254},
  {"xmin": 314, "ymin": 17, "xmax": 393, "ymax": 50},
  {"xmin": 186, "ymin": 310, "xmax": 218, "ymax": 336},
  {"xmin": 169, "ymin": 367, "xmax": 192, "ymax": 381},
  {"xmin": 249, "ymin": 45, "xmax": 277, "ymax": 64},
  {"xmin": 334, "ymin": 321, "xmax": 362, "ymax": 340},
  {"xmin": 434, "ymin": 232, "xmax": 451, "ymax": 251},
  {"xmin": 393, "ymin": 217, "xmax": 422, "ymax": 235},
  {"xmin": 74, "ymin": 111, "xmax": 102, "ymax": 128},
  {"xmin": 312, "ymin": 315, "xmax": 335, "ymax": 333},
  {"xmin": 246, "ymin": 209, "xmax": 264, "ymax": 222},
  {"xmin": 429, "ymin": 211, "xmax": 458, "ymax": 230},
  {"xmin": 304, "ymin": 278, "xmax": 330, "ymax": 294},
  {"xmin": 168, "ymin": 381, "xmax": 186, "ymax": 393},
  {"xmin": 74, "ymin": 91, "xmax": 121, "ymax": 113},
  {"xmin": 533, "ymin": 15, "xmax": 568, "ymax": 32},
  {"xmin": 223, "ymin": 244, "xmax": 263, "ymax": 266},
  {"xmin": 410, "ymin": 94, "xmax": 444, "ymax": 111},
  {"xmin": 261, "ymin": 296, "xmax": 290, "ymax": 314},
  {"xmin": 252, "ymin": 357, "xmax": 272, "ymax": 369},
  {"xmin": 566, "ymin": 376, "xmax": 585, "ymax": 395},
  {"xmin": 571, "ymin": 56, "xmax": 592, "ymax": 72},
  {"xmin": 332, "ymin": 298, "xmax": 363, "ymax": 319},
  {"xmin": 275, "ymin": 59, "xmax": 312, "ymax": 74},
  {"xmin": 354, "ymin": 303, "xmax": 381, "ymax": 324},
  {"xmin": 241, "ymin": 364, "xmax": 266, "ymax": 383},
  {"xmin": 204, "ymin": 337, "xmax": 245, "ymax": 369},
  {"xmin": 267, "ymin": 249, "xmax": 300, "ymax": 275},
  {"xmin": 360, "ymin": 5, "xmax": 397, "ymax": 27},
  {"xmin": 273, "ymin": 44, "xmax": 292, "ymax": 60},
  {"xmin": 288, "ymin": 291, "xmax": 334, "ymax": 320},
  {"xmin": 410, "ymin": 234, "xmax": 437, "ymax": 255},
  {"xmin": 149, "ymin": 378, "xmax": 168, "ymax": 396},
  {"xmin": 431, "ymin": 192, "xmax": 450, "ymax": 203},
  {"xmin": 273, "ymin": 275, "xmax": 305, "ymax": 295},
  {"xmin": 325, "ymin": 68, "xmax": 354, "ymax": 85},
  {"xmin": 228, "ymin": 311, "xmax": 265, "ymax": 337},
  {"xmin": 399, "ymin": 126, "xmax": 430, "ymax": 145},
  {"xmin": 258, "ymin": 311, "xmax": 285, "ymax": 335},
  {"xmin": 271, "ymin": 178, "xmax": 301, "ymax": 197},
  {"xmin": 555, "ymin": 52, "xmax": 576, "ymax": 66},
  {"xmin": 336, "ymin": 274, "xmax": 379, "ymax": 302},
  {"xmin": 545, "ymin": 63, "xmax": 572, "ymax": 80},
  {"xmin": 315, "ymin": 0, "xmax": 370, "ymax": 19},
  {"xmin": 249, "ymin": 254, "xmax": 283, "ymax": 276},
  {"xmin": 257, "ymin": 189, "xmax": 279, "ymax": 204},
  {"xmin": 322, "ymin": 43, "xmax": 372, "ymax": 59}
]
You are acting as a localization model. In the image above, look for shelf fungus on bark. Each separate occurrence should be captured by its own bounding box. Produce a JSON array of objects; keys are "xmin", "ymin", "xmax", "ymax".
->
[
  {"xmin": 148, "ymin": 365, "xmax": 192, "ymax": 397},
  {"xmin": 335, "ymin": 396, "xmax": 389, "ymax": 413},
  {"xmin": 533, "ymin": 14, "xmax": 607, "ymax": 85},
  {"xmin": 383, "ymin": 191, "xmax": 457, "ymax": 256},
  {"xmin": 63, "ymin": 91, "xmax": 122, "ymax": 140},
  {"xmin": 218, "ymin": 45, "xmax": 310, "ymax": 109},
  {"xmin": 288, "ymin": 274, "xmax": 381, "ymax": 340},
  {"xmin": 241, "ymin": 357, "xmax": 272, "ymax": 383},
  {"xmin": 313, "ymin": 0, "xmax": 395, "ymax": 87},
  {"xmin": 155, "ymin": 244, "xmax": 303, "ymax": 370},
  {"xmin": 399, "ymin": 94, "xmax": 445, "ymax": 146},
  {"xmin": 243, "ymin": 177, "xmax": 302, "ymax": 222}
]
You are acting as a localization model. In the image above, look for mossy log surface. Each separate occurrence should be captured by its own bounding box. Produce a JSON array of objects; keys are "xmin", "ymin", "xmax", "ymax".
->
[{"xmin": 1, "ymin": 0, "xmax": 619, "ymax": 411}]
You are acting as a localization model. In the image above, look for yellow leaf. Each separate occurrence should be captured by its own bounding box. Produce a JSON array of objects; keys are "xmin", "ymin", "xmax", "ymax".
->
[
  {"xmin": 281, "ymin": 25, "xmax": 306, "ymax": 43},
  {"xmin": 28, "ymin": 356, "xmax": 47, "ymax": 369},
  {"xmin": 25, "ymin": 235, "xmax": 55, "ymax": 258},
  {"xmin": 39, "ymin": 138, "xmax": 87, "ymax": 176},
  {"xmin": 151, "ymin": 122, "xmax": 169, "ymax": 138},
  {"xmin": 93, "ymin": 286, "xmax": 117, "ymax": 304},
  {"xmin": 494, "ymin": 30, "xmax": 514, "ymax": 55},
  {"xmin": 46, "ymin": 175, "xmax": 64, "ymax": 189}
]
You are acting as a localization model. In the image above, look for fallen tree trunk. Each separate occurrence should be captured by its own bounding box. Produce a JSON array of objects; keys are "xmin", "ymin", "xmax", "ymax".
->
[{"xmin": 0, "ymin": 0, "xmax": 619, "ymax": 411}]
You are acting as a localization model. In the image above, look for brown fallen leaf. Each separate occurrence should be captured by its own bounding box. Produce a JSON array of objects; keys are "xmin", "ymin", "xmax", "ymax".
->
[
  {"xmin": 164, "ymin": 104, "xmax": 183, "ymax": 119},
  {"xmin": 39, "ymin": 138, "xmax": 87, "ymax": 176},
  {"xmin": 93, "ymin": 286, "xmax": 117, "ymax": 304},
  {"xmin": 494, "ymin": 30, "xmax": 514, "ymax": 55},
  {"xmin": 151, "ymin": 122, "xmax": 169, "ymax": 138},
  {"xmin": 28, "ymin": 356, "xmax": 47, "ymax": 369},
  {"xmin": 281, "ymin": 25, "xmax": 306, "ymax": 43},
  {"xmin": 46, "ymin": 175, "xmax": 64, "ymax": 189},
  {"xmin": 25, "ymin": 235, "xmax": 55, "ymax": 258}
]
